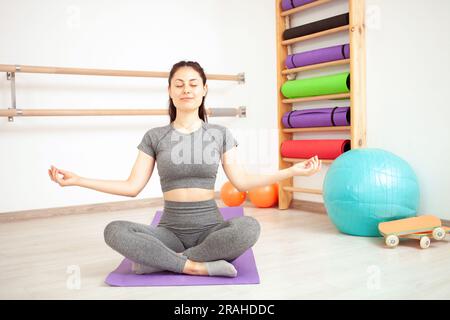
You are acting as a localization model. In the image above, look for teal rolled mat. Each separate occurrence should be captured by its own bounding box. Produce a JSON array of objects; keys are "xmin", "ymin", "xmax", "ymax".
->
[{"xmin": 281, "ymin": 72, "xmax": 350, "ymax": 99}]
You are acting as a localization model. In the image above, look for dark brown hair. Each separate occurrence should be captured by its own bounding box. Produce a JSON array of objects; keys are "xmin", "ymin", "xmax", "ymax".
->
[{"xmin": 168, "ymin": 61, "xmax": 208, "ymax": 123}]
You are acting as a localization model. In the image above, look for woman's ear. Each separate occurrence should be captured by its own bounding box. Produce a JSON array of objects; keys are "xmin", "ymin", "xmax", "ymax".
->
[{"xmin": 203, "ymin": 84, "xmax": 208, "ymax": 97}]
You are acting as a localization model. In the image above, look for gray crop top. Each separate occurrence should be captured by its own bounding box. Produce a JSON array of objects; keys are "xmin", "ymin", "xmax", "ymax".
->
[{"xmin": 137, "ymin": 120, "xmax": 238, "ymax": 192}]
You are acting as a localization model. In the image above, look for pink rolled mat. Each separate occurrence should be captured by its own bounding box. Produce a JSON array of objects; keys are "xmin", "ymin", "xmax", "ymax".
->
[
  {"xmin": 282, "ymin": 107, "xmax": 350, "ymax": 128},
  {"xmin": 280, "ymin": 139, "xmax": 351, "ymax": 160},
  {"xmin": 285, "ymin": 44, "xmax": 350, "ymax": 69},
  {"xmin": 104, "ymin": 206, "xmax": 260, "ymax": 287}
]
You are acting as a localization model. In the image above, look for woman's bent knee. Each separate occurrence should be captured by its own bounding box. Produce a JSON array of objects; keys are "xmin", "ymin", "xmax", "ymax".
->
[
  {"xmin": 235, "ymin": 216, "xmax": 261, "ymax": 247},
  {"xmin": 104, "ymin": 220, "xmax": 128, "ymax": 248},
  {"xmin": 245, "ymin": 216, "xmax": 261, "ymax": 245}
]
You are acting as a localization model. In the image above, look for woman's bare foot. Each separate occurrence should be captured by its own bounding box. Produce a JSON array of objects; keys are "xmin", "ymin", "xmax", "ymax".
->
[{"xmin": 183, "ymin": 259, "xmax": 208, "ymax": 276}]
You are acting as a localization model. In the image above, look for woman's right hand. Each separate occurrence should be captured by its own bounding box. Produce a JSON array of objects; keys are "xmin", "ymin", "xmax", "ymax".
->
[
  {"xmin": 48, "ymin": 165, "xmax": 80, "ymax": 187},
  {"xmin": 289, "ymin": 156, "xmax": 322, "ymax": 177}
]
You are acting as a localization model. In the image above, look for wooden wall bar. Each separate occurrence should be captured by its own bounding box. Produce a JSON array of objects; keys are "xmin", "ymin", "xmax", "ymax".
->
[{"xmin": 276, "ymin": 0, "xmax": 367, "ymax": 209}]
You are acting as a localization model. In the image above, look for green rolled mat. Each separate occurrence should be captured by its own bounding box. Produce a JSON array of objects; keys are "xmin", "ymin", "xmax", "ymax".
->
[{"xmin": 281, "ymin": 72, "xmax": 350, "ymax": 99}]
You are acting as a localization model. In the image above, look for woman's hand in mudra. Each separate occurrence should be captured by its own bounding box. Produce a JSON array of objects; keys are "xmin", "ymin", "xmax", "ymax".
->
[
  {"xmin": 289, "ymin": 156, "xmax": 322, "ymax": 177},
  {"xmin": 48, "ymin": 165, "xmax": 80, "ymax": 187}
]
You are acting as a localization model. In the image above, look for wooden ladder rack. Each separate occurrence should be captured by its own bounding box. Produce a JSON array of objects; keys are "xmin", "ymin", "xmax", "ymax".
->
[{"xmin": 276, "ymin": 0, "xmax": 367, "ymax": 209}]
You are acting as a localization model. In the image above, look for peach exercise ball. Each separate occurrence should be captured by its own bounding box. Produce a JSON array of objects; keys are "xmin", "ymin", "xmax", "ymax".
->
[
  {"xmin": 248, "ymin": 184, "xmax": 279, "ymax": 208},
  {"xmin": 220, "ymin": 181, "xmax": 247, "ymax": 207}
]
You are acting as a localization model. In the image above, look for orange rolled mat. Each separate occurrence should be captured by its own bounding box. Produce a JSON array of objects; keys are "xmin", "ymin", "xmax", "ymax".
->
[{"xmin": 280, "ymin": 139, "xmax": 351, "ymax": 160}]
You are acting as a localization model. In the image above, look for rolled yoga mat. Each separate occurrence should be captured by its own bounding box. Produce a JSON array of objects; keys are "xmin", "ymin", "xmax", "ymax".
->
[
  {"xmin": 283, "ymin": 13, "xmax": 349, "ymax": 40},
  {"xmin": 282, "ymin": 0, "xmax": 317, "ymax": 11},
  {"xmin": 104, "ymin": 206, "xmax": 260, "ymax": 287},
  {"xmin": 280, "ymin": 139, "xmax": 351, "ymax": 160},
  {"xmin": 282, "ymin": 107, "xmax": 350, "ymax": 128},
  {"xmin": 285, "ymin": 44, "xmax": 350, "ymax": 69},
  {"xmin": 281, "ymin": 72, "xmax": 350, "ymax": 99}
]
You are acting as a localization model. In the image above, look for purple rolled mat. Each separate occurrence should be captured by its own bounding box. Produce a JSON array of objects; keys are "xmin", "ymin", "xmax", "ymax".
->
[
  {"xmin": 286, "ymin": 44, "xmax": 350, "ymax": 69},
  {"xmin": 282, "ymin": 107, "xmax": 350, "ymax": 128},
  {"xmin": 282, "ymin": 0, "xmax": 317, "ymax": 11}
]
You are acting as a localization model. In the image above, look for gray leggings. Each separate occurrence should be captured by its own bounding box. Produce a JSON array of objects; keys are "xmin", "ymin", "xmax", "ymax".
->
[{"xmin": 104, "ymin": 199, "xmax": 261, "ymax": 274}]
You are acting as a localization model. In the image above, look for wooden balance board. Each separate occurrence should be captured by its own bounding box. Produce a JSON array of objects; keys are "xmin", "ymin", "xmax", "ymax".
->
[{"xmin": 378, "ymin": 215, "xmax": 449, "ymax": 249}]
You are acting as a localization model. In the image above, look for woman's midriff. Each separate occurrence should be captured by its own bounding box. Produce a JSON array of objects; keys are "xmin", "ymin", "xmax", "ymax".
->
[{"xmin": 163, "ymin": 188, "xmax": 215, "ymax": 202}]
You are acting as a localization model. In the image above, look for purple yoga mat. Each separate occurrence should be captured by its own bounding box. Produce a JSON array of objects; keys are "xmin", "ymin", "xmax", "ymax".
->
[
  {"xmin": 104, "ymin": 206, "xmax": 260, "ymax": 287},
  {"xmin": 282, "ymin": 0, "xmax": 317, "ymax": 11},
  {"xmin": 282, "ymin": 107, "xmax": 350, "ymax": 128},
  {"xmin": 285, "ymin": 44, "xmax": 350, "ymax": 69}
]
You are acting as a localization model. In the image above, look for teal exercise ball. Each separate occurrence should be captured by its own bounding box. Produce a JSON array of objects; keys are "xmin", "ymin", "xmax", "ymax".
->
[{"xmin": 323, "ymin": 148, "xmax": 420, "ymax": 237}]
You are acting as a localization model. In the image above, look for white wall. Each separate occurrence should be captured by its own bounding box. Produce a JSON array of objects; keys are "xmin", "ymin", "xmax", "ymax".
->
[
  {"xmin": 0, "ymin": 0, "xmax": 278, "ymax": 213},
  {"xmin": 365, "ymin": 0, "xmax": 450, "ymax": 219},
  {"xmin": 1, "ymin": 0, "xmax": 450, "ymax": 220}
]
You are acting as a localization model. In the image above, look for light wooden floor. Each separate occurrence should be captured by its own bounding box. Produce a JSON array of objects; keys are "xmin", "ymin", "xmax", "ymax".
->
[{"xmin": 1, "ymin": 200, "xmax": 449, "ymax": 300}]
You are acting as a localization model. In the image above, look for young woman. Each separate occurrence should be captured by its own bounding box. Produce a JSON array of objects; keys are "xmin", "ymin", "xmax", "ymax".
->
[{"xmin": 48, "ymin": 61, "xmax": 321, "ymax": 277}]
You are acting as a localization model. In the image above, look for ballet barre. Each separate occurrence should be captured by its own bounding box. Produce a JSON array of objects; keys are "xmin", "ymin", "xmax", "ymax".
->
[
  {"xmin": 0, "ymin": 107, "xmax": 246, "ymax": 118},
  {"xmin": 0, "ymin": 64, "xmax": 245, "ymax": 82},
  {"xmin": 0, "ymin": 63, "xmax": 246, "ymax": 122}
]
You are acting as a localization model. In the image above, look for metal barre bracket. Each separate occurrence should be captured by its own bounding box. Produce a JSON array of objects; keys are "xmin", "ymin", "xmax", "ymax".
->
[
  {"xmin": 237, "ymin": 73, "xmax": 245, "ymax": 84},
  {"xmin": 238, "ymin": 106, "xmax": 246, "ymax": 118},
  {"xmin": 6, "ymin": 72, "xmax": 16, "ymax": 122}
]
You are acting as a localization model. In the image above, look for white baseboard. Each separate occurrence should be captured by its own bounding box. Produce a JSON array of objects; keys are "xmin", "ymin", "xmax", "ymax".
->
[{"xmin": 0, "ymin": 192, "xmax": 327, "ymax": 223}]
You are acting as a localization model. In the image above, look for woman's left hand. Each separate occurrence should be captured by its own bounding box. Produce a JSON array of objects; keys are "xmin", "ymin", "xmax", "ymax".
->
[{"xmin": 289, "ymin": 156, "xmax": 322, "ymax": 177}]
